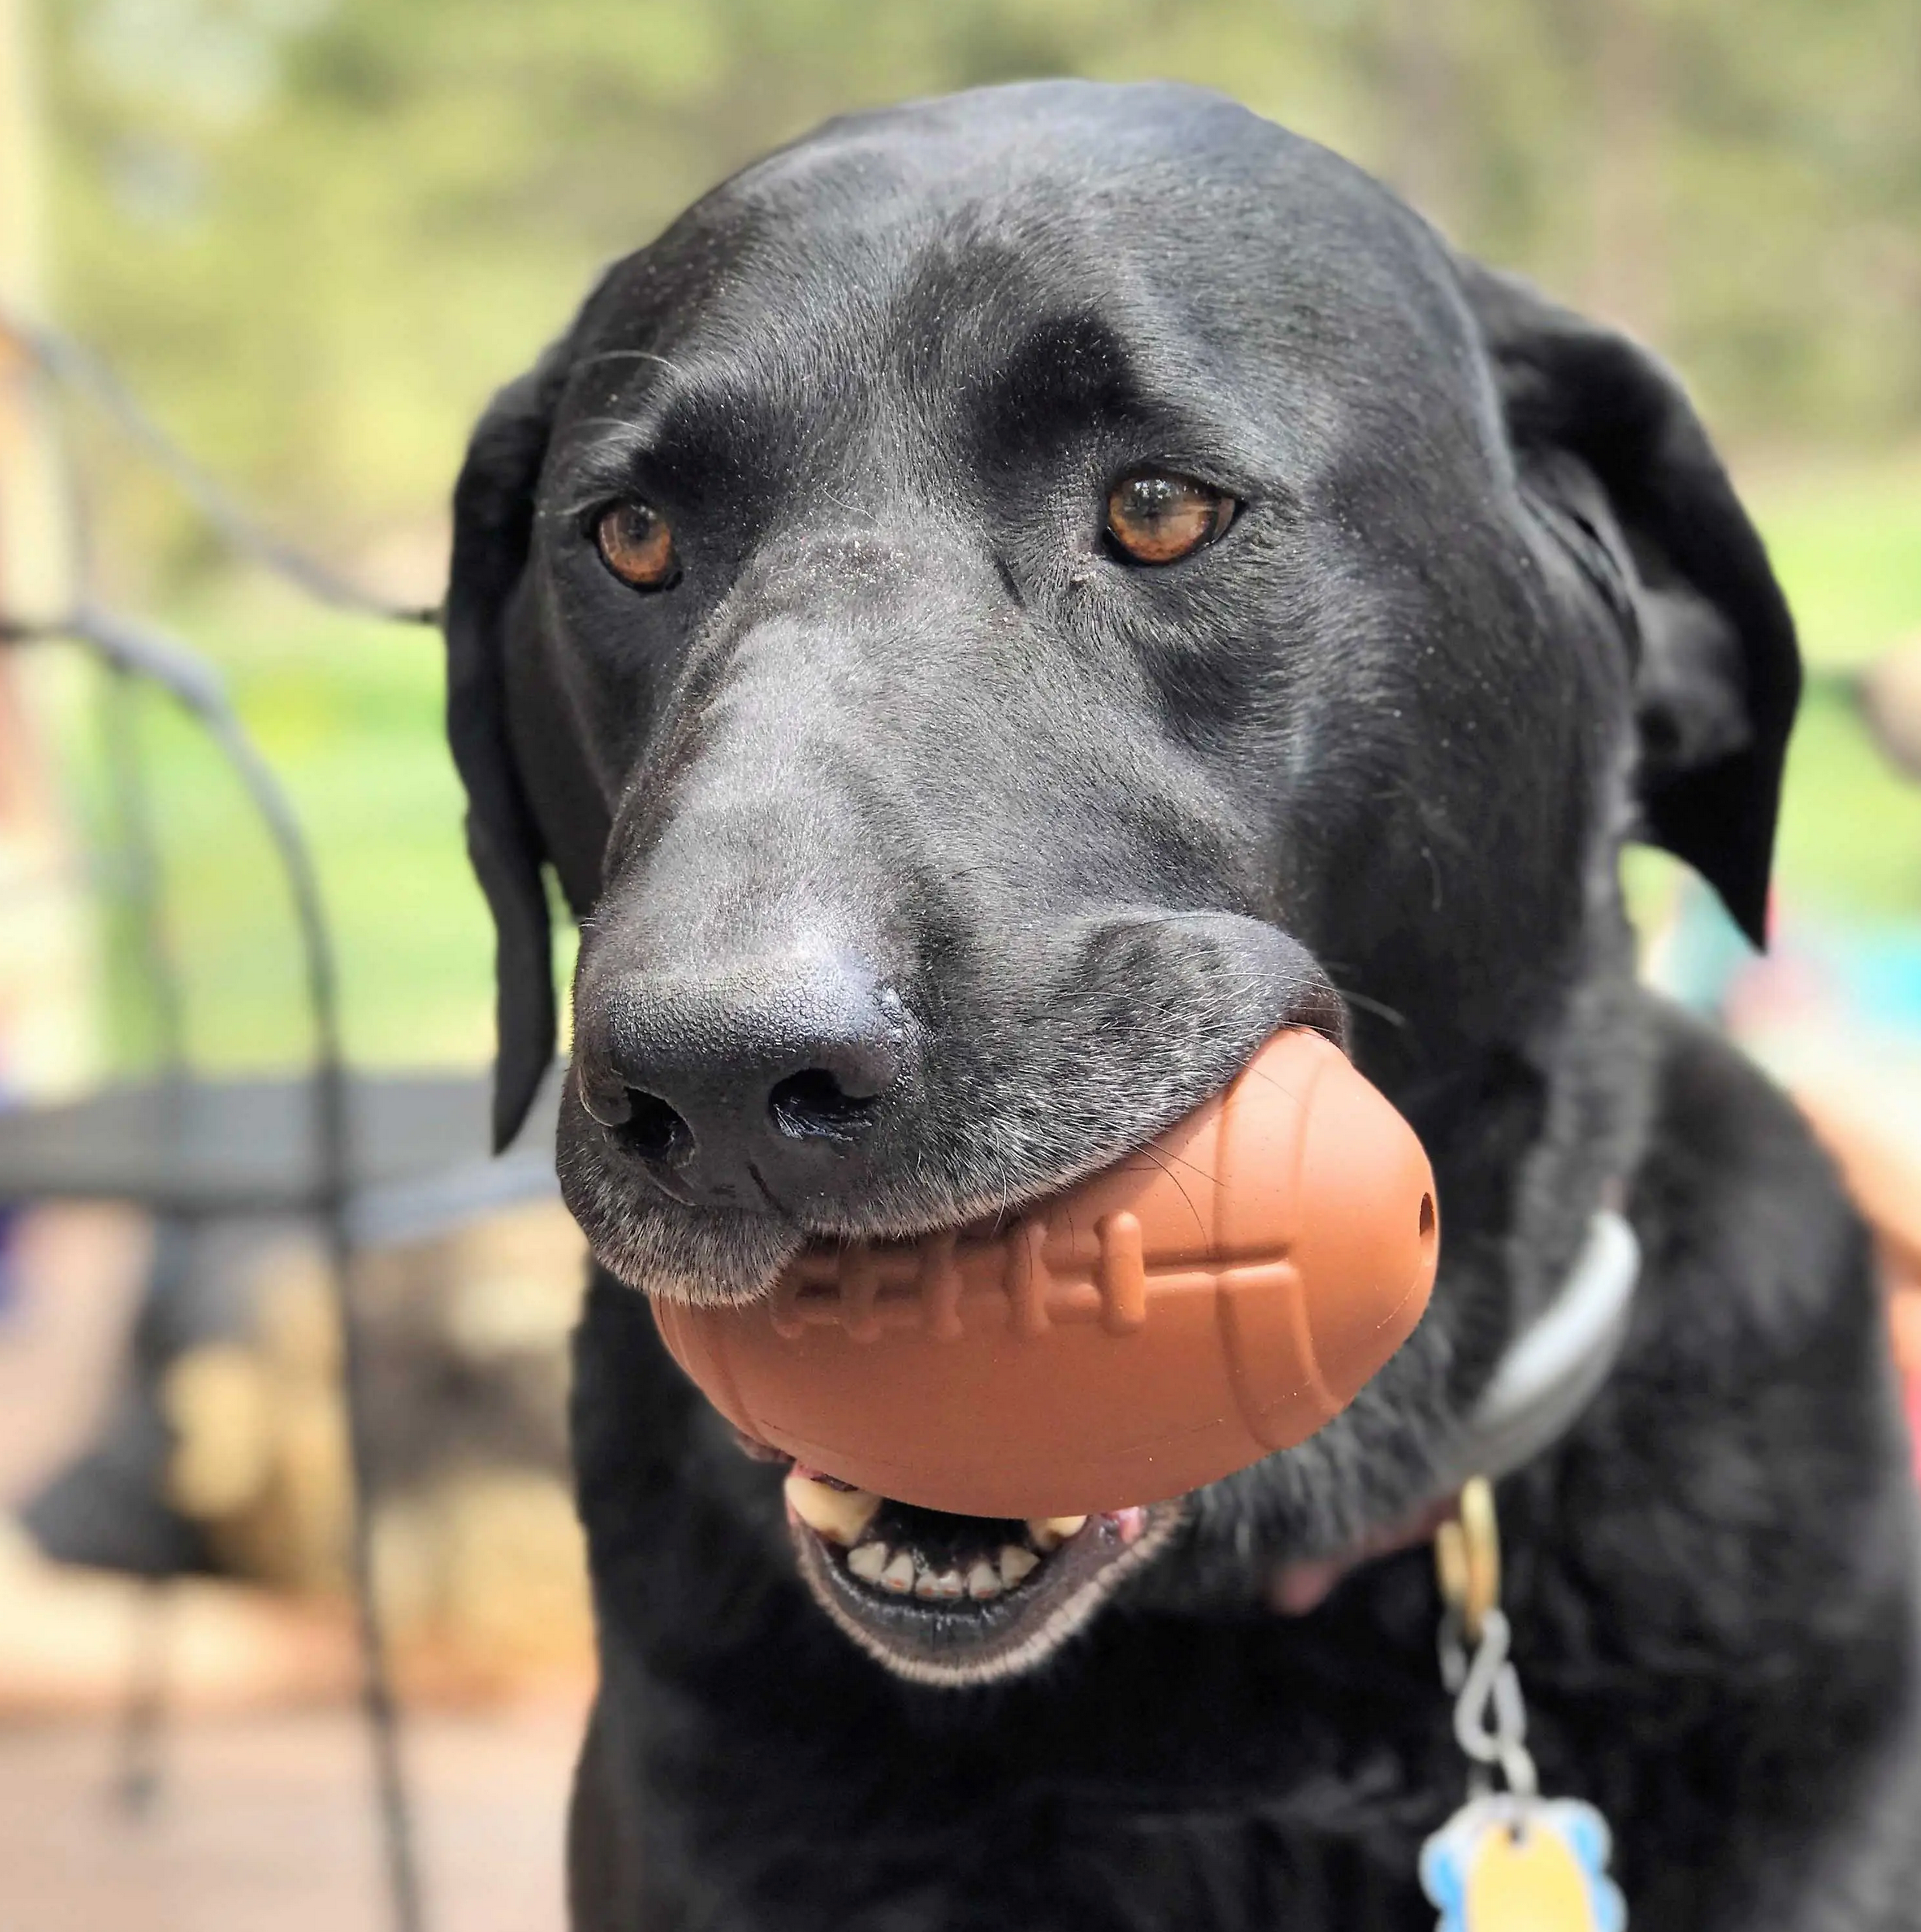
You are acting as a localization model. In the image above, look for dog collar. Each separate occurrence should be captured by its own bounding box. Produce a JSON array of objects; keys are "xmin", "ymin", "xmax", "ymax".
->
[
  {"xmin": 1432, "ymin": 1209, "xmax": 1641, "ymax": 1494},
  {"xmin": 1268, "ymin": 1210, "xmax": 1640, "ymax": 1616},
  {"xmin": 1421, "ymin": 1213, "xmax": 1644, "ymax": 1932},
  {"xmin": 1274, "ymin": 1211, "xmax": 1643, "ymax": 1922}
]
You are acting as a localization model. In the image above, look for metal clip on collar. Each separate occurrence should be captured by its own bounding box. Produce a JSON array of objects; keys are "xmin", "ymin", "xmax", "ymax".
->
[{"xmin": 1436, "ymin": 1475, "xmax": 1539, "ymax": 1800}]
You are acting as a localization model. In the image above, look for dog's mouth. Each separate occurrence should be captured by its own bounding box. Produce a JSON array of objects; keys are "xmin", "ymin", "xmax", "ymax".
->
[{"xmin": 779, "ymin": 1463, "xmax": 1186, "ymax": 1687}]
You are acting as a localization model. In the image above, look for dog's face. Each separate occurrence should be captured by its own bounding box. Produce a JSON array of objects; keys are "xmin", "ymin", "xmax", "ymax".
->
[{"xmin": 447, "ymin": 82, "xmax": 1796, "ymax": 1685}]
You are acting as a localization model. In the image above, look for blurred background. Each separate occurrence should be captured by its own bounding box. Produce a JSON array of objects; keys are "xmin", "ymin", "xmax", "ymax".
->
[{"xmin": 1, "ymin": 2, "xmax": 1918, "ymax": 1928}]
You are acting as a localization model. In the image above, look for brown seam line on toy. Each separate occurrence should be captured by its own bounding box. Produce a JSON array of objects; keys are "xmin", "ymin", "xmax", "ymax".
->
[{"xmin": 771, "ymin": 1215, "xmax": 1288, "ymax": 1343}]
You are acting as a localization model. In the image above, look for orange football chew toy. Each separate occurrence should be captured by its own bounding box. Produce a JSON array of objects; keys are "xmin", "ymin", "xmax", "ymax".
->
[{"xmin": 649, "ymin": 1029, "xmax": 1438, "ymax": 1521}]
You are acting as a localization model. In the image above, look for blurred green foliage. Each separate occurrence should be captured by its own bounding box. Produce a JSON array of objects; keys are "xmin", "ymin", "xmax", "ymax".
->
[
  {"xmin": 43, "ymin": 0, "xmax": 1921, "ymax": 568},
  {"xmin": 26, "ymin": 0, "xmax": 1921, "ymax": 1073},
  {"xmin": 59, "ymin": 597, "xmax": 495, "ymax": 1070}
]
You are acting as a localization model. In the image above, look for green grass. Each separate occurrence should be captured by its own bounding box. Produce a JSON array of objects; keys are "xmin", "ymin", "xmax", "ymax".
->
[
  {"xmin": 56, "ymin": 584, "xmax": 498, "ymax": 1073},
  {"xmin": 1748, "ymin": 448, "xmax": 1921, "ymax": 672},
  {"xmin": 50, "ymin": 451, "xmax": 1921, "ymax": 1078},
  {"xmin": 1774, "ymin": 684, "xmax": 1921, "ymax": 917},
  {"xmin": 1750, "ymin": 448, "xmax": 1921, "ymax": 922}
]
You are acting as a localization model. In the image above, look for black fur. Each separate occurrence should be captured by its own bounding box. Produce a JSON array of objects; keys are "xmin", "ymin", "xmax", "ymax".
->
[{"xmin": 443, "ymin": 81, "xmax": 1921, "ymax": 1930}]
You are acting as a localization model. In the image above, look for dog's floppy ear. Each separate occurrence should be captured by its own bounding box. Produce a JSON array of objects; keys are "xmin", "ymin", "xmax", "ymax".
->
[
  {"xmin": 445, "ymin": 343, "xmax": 572, "ymax": 1150},
  {"xmin": 1462, "ymin": 265, "xmax": 1800, "ymax": 947}
]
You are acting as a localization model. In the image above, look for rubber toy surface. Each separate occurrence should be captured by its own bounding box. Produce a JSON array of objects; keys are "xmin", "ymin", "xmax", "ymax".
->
[{"xmin": 649, "ymin": 1030, "xmax": 1439, "ymax": 1519}]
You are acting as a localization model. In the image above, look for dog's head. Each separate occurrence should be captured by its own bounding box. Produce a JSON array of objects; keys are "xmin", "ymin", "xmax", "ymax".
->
[{"xmin": 445, "ymin": 82, "xmax": 1797, "ymax": 1685}]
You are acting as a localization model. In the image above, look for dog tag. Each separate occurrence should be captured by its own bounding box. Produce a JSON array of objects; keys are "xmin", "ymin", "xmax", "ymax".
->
[{"xmin": 1420, "ymin": 1794, "xmax": 1624, "ymax": 1932}]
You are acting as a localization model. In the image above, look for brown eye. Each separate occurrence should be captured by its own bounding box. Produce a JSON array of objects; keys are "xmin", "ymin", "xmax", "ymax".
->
[
  {"xmin": 595, "ymin": 501, "xmax": 677, "ymax": 588},
  {"xmin": 1105, "ymin": 472, "xmax": 1235, "ymax": 565}
]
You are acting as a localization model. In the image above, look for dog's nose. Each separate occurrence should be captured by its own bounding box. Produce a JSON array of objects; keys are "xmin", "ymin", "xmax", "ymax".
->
[{"xmin": 576, "ymin": 958, "xmax": 912, "ymax": 1211}]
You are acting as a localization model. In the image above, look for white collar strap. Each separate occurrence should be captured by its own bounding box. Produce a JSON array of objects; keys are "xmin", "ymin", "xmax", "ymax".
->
[{"xmin": 1432, "ymin": 1210, "xmax": 1641, "ymax": 1493}]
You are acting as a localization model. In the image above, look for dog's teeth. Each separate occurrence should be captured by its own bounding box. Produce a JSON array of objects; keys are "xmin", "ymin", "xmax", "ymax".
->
[
  {"xmin": 998, "ymin": 1545, "xmax": 1040, "ymax": 1586},
  {"xmin": 910, "ymin": 1561, "xmax": 965, "ymax": 1601},
  {"xmin": 966, "ymin": 1562, "xmax": 1002, "ymax": 1599},
  {"xmin": 880, "ymin": 1551, "xmax": 916, "ymax": 1594},
  {"xmin": 914, "ymin": 1560, "xmax": 961, "ymax": 1599},
  {"xmin": 847, "ymin": 1542, "xmax": 888, "ymax": 1583},
  {"xmin": 783, "ymin": 1470, "xmax": 881, "ymax": 1546},
  {"xmin": 1025, "ymin": 1515, "xmax": 1087, "ymax": 1552}
]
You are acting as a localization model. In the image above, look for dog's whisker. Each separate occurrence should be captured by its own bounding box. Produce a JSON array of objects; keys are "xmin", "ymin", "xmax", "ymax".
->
[
  {"xmin": 572, "ymin": 348, "xmax": 685, "ymax": 377},
  {"xmin": 1330, "ymin": 985, "xmax": 1408, "ymax": 1029}
]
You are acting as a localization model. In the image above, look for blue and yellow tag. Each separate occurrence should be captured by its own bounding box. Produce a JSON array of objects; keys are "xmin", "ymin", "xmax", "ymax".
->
[{"xmin": 1421, "ymin": 1794, "xmax": 1625, "ymax": 1932}]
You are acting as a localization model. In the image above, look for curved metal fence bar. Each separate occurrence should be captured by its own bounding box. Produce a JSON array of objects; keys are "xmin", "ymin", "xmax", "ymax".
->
[{"xmin": 0, "ymin": 315, "xmax": 432, "ymax": 1932}]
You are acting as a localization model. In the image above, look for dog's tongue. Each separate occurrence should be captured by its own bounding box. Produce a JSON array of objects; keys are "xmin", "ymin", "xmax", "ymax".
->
[{"xmin": 653, "ymin": 1030, "xmax": 1438, "ymax": 1520}]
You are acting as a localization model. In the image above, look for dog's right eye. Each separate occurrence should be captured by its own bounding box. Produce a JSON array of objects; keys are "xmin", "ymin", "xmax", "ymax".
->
[
  {"xmin": 1105, "ymin": 472, "xmax": 1236, "ymax": 566},
  {"xmin": 595, "ymin": 501, "xmax": 678, "ymax": 590}
]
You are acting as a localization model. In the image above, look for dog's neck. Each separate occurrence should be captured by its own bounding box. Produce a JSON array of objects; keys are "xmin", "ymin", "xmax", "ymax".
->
[
  {"xmin": 1433, "ymin": 1206, "xmax": 1640, "ymax": 1491},
  {"xmin": 1270, "ymin": 1207, "xmax": 1640, "ymax": 1615}
]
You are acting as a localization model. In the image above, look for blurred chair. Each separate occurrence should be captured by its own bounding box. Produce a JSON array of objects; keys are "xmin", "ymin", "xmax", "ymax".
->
[{"xmin": 3, "ymin": 1072, "xmax": 560, "ymax": 1582}]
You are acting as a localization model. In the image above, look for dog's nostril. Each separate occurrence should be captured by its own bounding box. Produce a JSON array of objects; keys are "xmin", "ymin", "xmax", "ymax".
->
[
  {"xmin": 616, "ymin": 1089, "xmax": 694, "ymax": 1166},
  {"xmin": 769, "ymin": 1068, "xmax": 881, "ymax": 1143}
]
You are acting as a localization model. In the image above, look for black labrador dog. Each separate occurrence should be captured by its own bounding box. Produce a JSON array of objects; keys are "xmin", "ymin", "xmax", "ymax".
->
[{"xmin": 444, "ymin": 80, "xmax": 1921, "ymax": 1931}]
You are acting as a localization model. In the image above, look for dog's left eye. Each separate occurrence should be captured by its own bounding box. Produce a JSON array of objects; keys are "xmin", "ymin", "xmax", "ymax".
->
[
  {"xmin": 1105, "ymin": 472, "xmax": 1236, "ymax": 566},
  {"xmin": 594, "ymin": 500, "xmax": 678, "ymax": 590}
]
